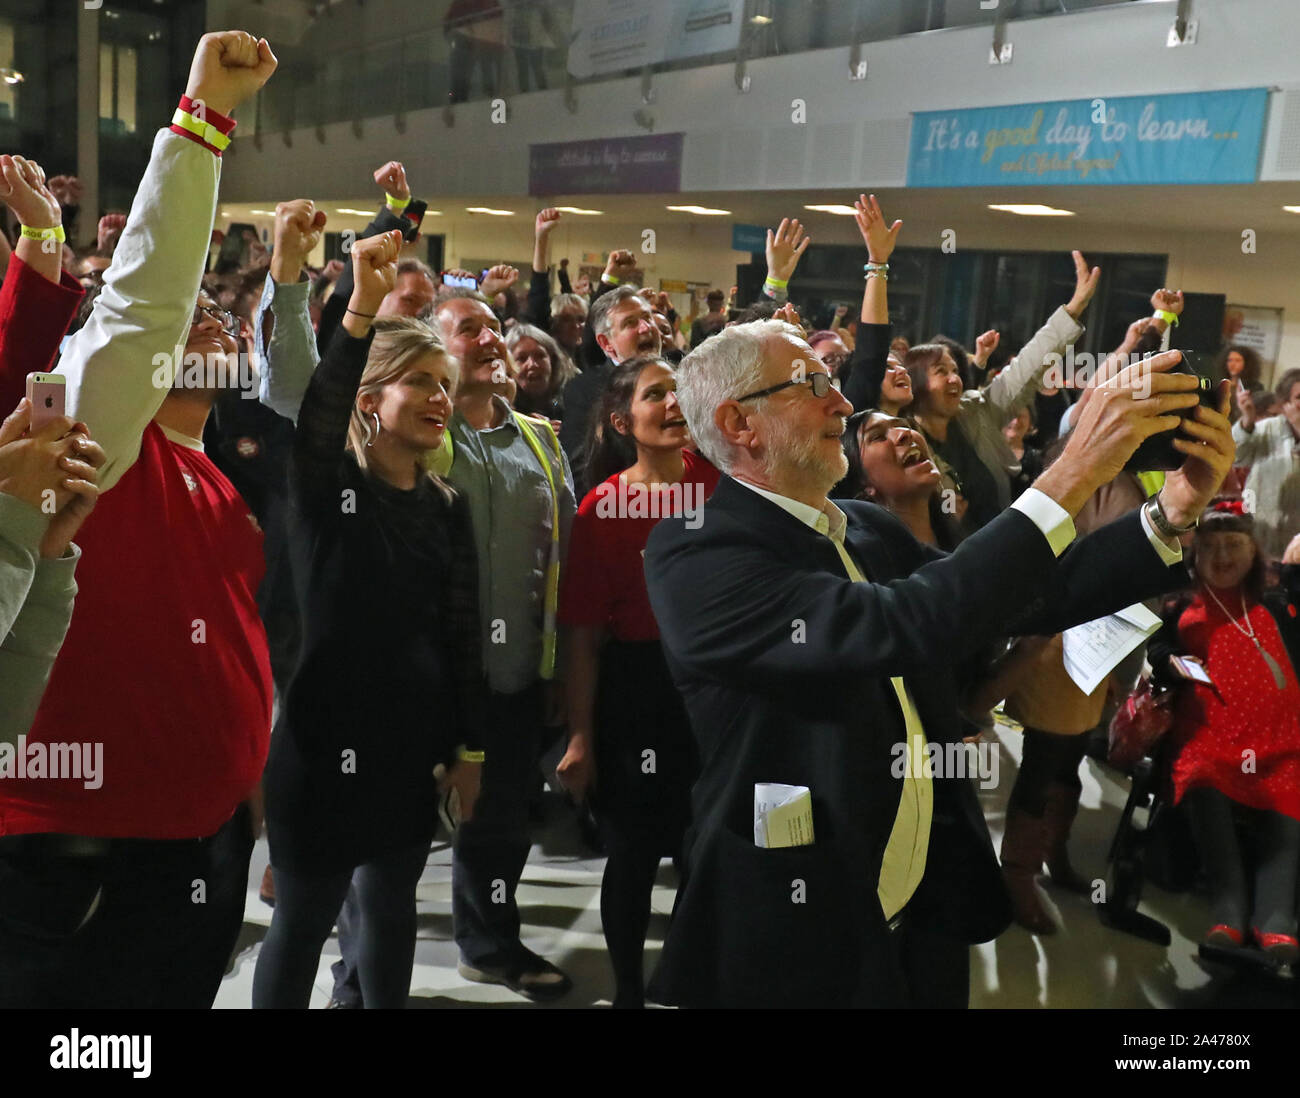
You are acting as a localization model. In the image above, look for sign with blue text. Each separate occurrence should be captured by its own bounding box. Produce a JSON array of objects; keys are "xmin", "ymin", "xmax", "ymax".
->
[{"xmin": 906, "ymin": 89, "xmax": 1268, "ymax": 187}]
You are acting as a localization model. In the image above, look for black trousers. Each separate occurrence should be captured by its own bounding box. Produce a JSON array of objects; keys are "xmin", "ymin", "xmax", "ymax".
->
[
  {"xmin": 897, "ymin": 918, "xmax": 971, "ymax": 1008},
  {"xmin": 254, "ymin": 840, "xmax": 429, "ymax": 1009},
  {"xmin": 0, "ymin": 803, "xmax": 254, "ymax": 1008},
  {"xmin": 332, "ymin": 682, "xmax": 547, "ymax": 1003}
]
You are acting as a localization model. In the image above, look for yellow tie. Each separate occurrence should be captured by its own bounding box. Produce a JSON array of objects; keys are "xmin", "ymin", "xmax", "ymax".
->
[{"xmin": 820, "ymin": 516, "xmax": 933, "ymax": 920}]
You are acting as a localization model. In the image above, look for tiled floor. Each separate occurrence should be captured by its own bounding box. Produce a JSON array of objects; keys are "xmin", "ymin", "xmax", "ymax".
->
[{"xmin": 214, "ymin": 721, "xmax": 1298, "ymax": 1008}]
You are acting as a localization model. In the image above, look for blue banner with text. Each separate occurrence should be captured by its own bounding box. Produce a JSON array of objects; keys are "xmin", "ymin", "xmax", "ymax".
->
[{"xmin": 906, "ymin": 88, "xmax": 1268, "ymax": 187}]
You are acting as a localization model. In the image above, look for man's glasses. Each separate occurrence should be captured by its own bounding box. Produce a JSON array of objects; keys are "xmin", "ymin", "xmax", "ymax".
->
[
  {"xmin": 735, "ymin": 371, "xmax": 840, "ymax": 403},
  {"xmin": 193, "ymin": 303, "xmax": 239, "ymax": 336}
]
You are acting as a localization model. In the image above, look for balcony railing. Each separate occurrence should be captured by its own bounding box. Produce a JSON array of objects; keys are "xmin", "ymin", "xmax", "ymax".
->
[{"xmin": 247, "ymin": 0, "xmax": 1146, "ymax": 137}]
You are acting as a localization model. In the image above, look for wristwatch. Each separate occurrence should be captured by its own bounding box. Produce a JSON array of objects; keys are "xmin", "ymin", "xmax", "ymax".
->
[{"xmin": 1145, "ymin": 492, "xmax": 1197, "ymax": 539}]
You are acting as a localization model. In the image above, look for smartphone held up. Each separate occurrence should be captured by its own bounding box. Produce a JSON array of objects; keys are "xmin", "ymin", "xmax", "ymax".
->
[{"xmin": 25, "ymin": 372, "xmax": 66, "ymax": 432}]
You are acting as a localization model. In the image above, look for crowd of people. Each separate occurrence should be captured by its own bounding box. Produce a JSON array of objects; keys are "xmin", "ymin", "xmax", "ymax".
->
[{"xmin": 0, "ymin": 28, "xmax": 1297, "ymax": 1011}]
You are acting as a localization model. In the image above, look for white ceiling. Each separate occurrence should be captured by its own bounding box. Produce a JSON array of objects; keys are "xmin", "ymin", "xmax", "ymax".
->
[{"xmin": 218, "ymin": 181, "xmax": 1300, "ymax": 236}]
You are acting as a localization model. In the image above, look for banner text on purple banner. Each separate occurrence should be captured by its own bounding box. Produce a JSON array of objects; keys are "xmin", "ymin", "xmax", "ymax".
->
[{"xmin": 529, "ymin": 133, "xmax": 685, "ymax": 196}]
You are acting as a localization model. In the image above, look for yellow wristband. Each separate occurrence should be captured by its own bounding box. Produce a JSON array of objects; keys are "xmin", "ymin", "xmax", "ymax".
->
[
  {"xmin": 1155, "ymin": 309, "xmax": 1179, "ymax": 327},
  {"xmin": 20, "ymin": 224, "xmax": 66, "ymax": 243},
  {"xmin": 604, "ymin": 273, "xmax": 621, "ymax": 286},
  {"xmin": 171, "ymin": 108, "xmax": 231, "ymax": 152},
  {"xmin": 457, "ymin": 747, "xmax": 485, "ymax": 764},
  {"xmin": 386, "ymin": 193, "xmax": 411, "ymax": 212},
  {"xmin": 765, "ymin": 275, "xmax": 789, "ymax": 289}
]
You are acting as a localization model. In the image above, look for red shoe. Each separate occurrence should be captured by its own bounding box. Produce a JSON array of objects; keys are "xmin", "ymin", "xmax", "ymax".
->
[
  {"xmin": 1203, "ymin": 924, "xmax": 1244, "ymax": 948},
  {"xmin": 1253, "ymin": 929, "xmax": 1300, "ymax": 964}
]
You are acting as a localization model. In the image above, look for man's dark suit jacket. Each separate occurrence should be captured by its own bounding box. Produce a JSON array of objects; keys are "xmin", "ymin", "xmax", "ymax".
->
[{"xmin": 643, "ymin": 474, "xmax": 1183, "ymax": 1008}]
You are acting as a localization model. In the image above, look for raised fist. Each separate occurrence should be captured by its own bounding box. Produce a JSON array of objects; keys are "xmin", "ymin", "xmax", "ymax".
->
[
  {"xmin": 603, "ymin": 249, "xmax": 637, "ymax": 283},
  {"xmin": 185, "ymin": 31, "xmax": 278, "ymax": 118},
  {"xmin": 535, "ymin": 208, "xmax": 561, "ymax": 236},
  {"xmin": 349, "ymin": 229, "xmax": 402, "ymax": 314},
  {"xmin": 480, "ymin": 264, "xmax": 519, "ymax": 297},
  {"xmin": 271, "ymin": 199, "xmax": 327, "ymax": 282},
  {"xmin": 1151, "ymin": 288, "xmax": 1185, "ymax": 316},
  {"xmin": 46, "ymin": 175, "xmax": 82, "ymax": 208},
  {"xmin": 0, "ymin": 155, "xmax": 61, "ymax": 229},
  {"xmin": 974, "ymin": 329, "xmax": 1000, "ymax": 362},
  {"xmin": 373, "ymin": 161, "xmax": 410, "ymax": 202},
  {"xmin": 97, "ymin": 212, "xmax": 127, "ymax": 251}
]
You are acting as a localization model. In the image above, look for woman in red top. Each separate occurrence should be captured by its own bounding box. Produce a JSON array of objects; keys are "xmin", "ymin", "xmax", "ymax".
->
[
  {"xmin": 1149, "ymin": 504, "xmax": 1300, "ymax": 961},
  {"xmin": 556, "ymin": 354, "xmax": 719, "ymax": 1008}
]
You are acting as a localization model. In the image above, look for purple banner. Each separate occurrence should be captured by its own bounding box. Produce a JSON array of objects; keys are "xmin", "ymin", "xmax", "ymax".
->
[{"xmin": 529, "ymin": 133, "xmax": 684, "ymax": 195}]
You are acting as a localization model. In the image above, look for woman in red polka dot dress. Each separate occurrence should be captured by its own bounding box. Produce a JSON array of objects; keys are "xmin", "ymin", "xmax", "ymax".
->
[{"xmin": 1149, "ymin": 503, "xmax": 1300, "ymax": 962}]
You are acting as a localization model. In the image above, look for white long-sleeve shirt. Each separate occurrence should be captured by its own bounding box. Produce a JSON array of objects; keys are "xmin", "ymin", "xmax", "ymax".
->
[{"xmin": 58, "ymin": 129, "xmax": 221, "ymax": 491}]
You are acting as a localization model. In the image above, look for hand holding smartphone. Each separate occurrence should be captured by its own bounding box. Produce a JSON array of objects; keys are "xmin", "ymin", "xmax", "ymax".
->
[
  {"xmin": 1170, "ymin": 654, "xmax": 1213, "ymax": 685},
  {"xmin": 25, "ymin": 372, "xmax": 66, "ymax": 432}
]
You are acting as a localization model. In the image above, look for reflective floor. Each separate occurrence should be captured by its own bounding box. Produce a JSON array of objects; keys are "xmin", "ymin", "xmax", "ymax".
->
[{"xmin": 215, "ymin": 721, "xmax": 1299, "ymax": 1008}]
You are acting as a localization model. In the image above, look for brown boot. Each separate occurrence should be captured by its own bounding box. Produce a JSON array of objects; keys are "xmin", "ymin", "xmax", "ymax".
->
[
  {"xmin": 1042, "ymin": 782, "xmax": 1091, "ymax": 894},
  {"xmin": 1000, "ymin": 809, "xmax": 1056, "ymax": 935},
  {"xmin": 259, "ymin": 864, "xmax": 275, "ymax": 908}
]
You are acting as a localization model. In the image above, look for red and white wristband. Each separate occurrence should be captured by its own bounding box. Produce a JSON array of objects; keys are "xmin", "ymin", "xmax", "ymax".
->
[{"xmin": 169, "ymin": 95, "xmax": 237, "ymax": 157}]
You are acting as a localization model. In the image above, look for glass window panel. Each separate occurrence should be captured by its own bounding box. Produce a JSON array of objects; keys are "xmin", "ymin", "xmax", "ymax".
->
[
  {"xmin": 116, "ymin": 45, "xmax": 136, "ymax": 134},
  {"xmin": 0, "ymin": 21, "xmax": 15, "ymax": 123}
]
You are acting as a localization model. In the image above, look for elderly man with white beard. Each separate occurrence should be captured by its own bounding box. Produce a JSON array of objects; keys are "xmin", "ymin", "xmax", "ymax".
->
[{"xmin": 641, "ymin": 319, "xmax": 1235, "ymax": 1008}]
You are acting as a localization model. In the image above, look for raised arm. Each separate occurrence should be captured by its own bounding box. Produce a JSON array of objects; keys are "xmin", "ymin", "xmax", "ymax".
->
[
  {"xmin": 57, "ymin": 31, "xmax": 277, "ymax": 492},
  {"xmin": 982, "ymin": 250, "xmax": 1097, "ymax": 418},
  {"xmin": 523, "ymin": 207, "xmax": 561, "ymax": 328},
  {"xmin": 843, "ymin": 193, "xmax": 899, "ymax": 411},
  {"xmin": 762, "ymin": 217, "xmax": 810, "ymax": 306},
  {"xmin": 317, "ymin": 161, "xmax": 417, "ymax": 354},
  {"xmin": 292, "ymin": 230, "xmax": 399, "ymax": 512},
  {"xmin": 256, "ymin": 198, "xmax": 327, "ymax": 423},
  {"xmin": 1232, "ymin": 409, "xmax": 1280, "ymax": 465},
  {"xmin": 0, "ymin": 156, "xmax": 65, "ymax": 287},
  {"xmin": 0, "ymin": 159, "xmax": 85, "ymax": 412}
]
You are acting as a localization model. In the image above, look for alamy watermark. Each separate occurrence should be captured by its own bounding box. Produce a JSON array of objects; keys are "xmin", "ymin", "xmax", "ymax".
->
[
  {"xmin": 892, "ymin": 737, "xmax": 999, "ymax": 790},
  {"xmin": 1040, "ymin": 349, "xmax": 1159, "ymax": 397},
  {"xmin": 152, "ymin": 350, "xmax": 262, "ymax": 397},
  {"xmin": 0, "ymin": 735, "xmax": 103, "ymax": 789},
  {"xmin": 593, "ymin": 476, "xmax": 705, "ymax": 529}
]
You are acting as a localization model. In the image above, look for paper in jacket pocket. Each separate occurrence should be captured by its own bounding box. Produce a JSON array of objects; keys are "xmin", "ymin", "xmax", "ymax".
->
[{"xmin": 754, "ymin": 783, "xmax": 815, "ymax": 848}]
